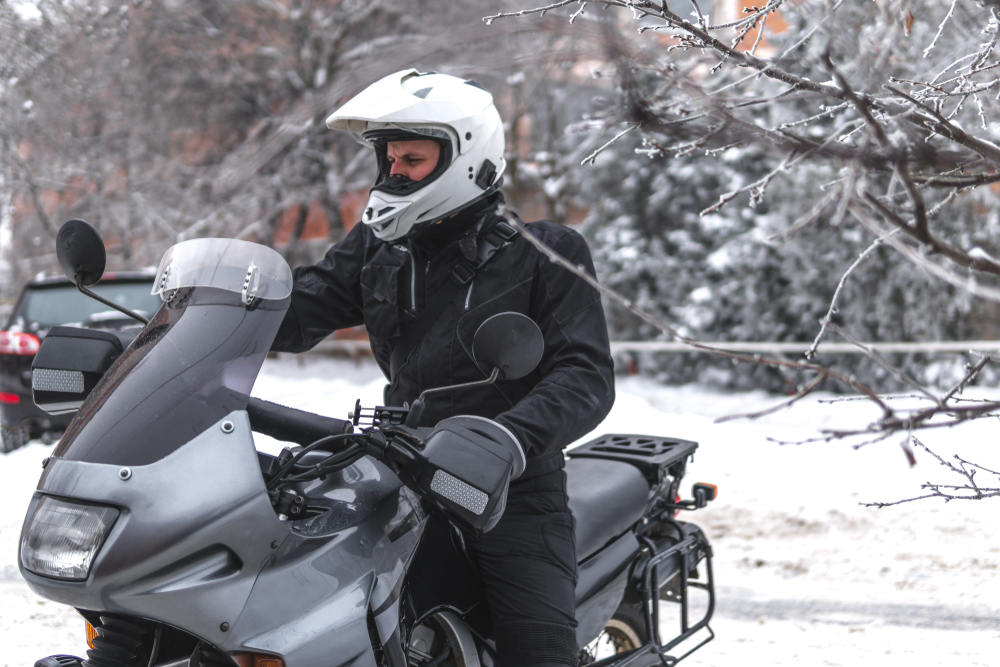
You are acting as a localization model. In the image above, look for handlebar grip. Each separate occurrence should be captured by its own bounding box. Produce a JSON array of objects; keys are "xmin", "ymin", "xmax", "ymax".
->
[{"xmin": 247, "ymin": 397, "xmax": 353, "ymax": 448}]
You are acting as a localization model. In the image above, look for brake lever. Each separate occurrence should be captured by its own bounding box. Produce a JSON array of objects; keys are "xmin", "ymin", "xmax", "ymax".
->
[{"xmin": 404, "ymin": 400, "xmax": 425, "ymax": 428}]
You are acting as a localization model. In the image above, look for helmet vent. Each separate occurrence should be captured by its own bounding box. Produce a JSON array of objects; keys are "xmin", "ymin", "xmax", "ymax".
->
[
  {"xmin": 475, "ymin": 160, "xmax": 497, "ymax": 190},
  {"xmin": 412, "ymin": 87, "xmax": 433, "ymax": 99},
  {"xmin": 378, "ymin": 206, "xmax": 396, "ymax": 216}
]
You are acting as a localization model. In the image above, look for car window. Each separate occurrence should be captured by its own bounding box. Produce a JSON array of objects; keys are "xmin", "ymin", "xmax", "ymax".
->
[{"xmin": 19, "ymin": 282, "xmax": 160, "ymax": 328}]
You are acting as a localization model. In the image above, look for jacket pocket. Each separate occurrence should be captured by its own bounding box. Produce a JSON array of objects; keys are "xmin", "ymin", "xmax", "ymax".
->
[
  {"xmin": 456, "ymin": 277, "xmax": 534, "ymax": 368},
  {"xmin": 360, "ymin": 264, "xmax": 400, "ymax": 339}
]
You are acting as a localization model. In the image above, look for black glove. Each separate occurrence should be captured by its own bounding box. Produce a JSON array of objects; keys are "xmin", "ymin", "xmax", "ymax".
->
[{"xmin": 383, "ymin": 414, "xmax": 524, "ymax": 535}]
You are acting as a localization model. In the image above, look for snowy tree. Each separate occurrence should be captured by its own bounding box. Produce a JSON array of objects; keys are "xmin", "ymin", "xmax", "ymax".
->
[
  {"xmin": 0, "ymin": 0, "xmax": 545, "ymax": 298},
  {"xmin": 486, "ymin": 1, "xmax": 1000, "ymax": 501}
]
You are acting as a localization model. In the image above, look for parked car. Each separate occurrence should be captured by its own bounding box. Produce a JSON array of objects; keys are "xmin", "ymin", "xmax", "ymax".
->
[{"xmin": 0, "ymin": 271, "xmax": 159, "ymax": 452}]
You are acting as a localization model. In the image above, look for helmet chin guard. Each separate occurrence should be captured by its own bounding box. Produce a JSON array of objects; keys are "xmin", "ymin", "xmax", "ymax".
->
[
  {"xmin": 327, "ymin": 69, "xmax": 507, "ymax": 242},
  {"xmin": 361, "ymin": 192, "xmax": 415, "ymax": 240}
]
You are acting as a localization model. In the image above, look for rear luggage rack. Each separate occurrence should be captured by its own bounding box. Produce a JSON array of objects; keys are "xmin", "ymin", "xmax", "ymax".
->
[{"xmin": 567, "ymin": 434, "xmax": 698, "ymax": 480}]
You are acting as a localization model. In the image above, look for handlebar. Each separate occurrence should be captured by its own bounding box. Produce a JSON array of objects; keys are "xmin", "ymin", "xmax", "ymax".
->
[{"xmin": 247, "ymin": 397, "xmax": 353, "ymax": 448}]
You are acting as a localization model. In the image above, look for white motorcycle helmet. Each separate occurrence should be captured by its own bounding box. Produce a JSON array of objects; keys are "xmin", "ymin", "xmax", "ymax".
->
[{"xmin": 326, "ymin": 69, "xmax": 507, "ymax": 242}]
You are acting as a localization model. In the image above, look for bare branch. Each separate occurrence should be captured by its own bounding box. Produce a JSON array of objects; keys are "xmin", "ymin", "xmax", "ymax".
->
[
  {"xmin": 806, "ymin": 230, "xmax": 897, "ymax": 359},
  {"xmin": 826, "ymin": 323, "xmax": 940, "ymax": 406},
  {"xmin": 863, "ymin": 437, "xmax": 1000, "ymax": 506},
  {"xmin": 6, "ymin": 141, "xmax": 57, "ymax": 236},
  {"xmin": 483, "ymin": 0, "xmax": 576, "ymax": 24},
  {"xmin": 861, "ymin": 191, "xmax": 1000, "ymax": 276},
  {"xmin": 886, "ymin": 84, "xmax": 1000, "ymax": 166},
  {"xmin": 581, "ymin": 124, "xmax": 637, "ymax": 165},
  {"xmin": 923, "ymin": 0, "xmax": 959, "ymax": 59},
  {"xmin": 765, "ymin": 185, "xmax": 841, "ymax": 242},
  {"xmin": 715, "ymin": 373, "xmax": 825, "ymax": 423}
]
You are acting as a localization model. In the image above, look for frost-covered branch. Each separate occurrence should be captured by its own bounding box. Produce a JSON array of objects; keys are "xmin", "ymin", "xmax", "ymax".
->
[
  {"xmin": 805, "ymin": 230, "xmax": 897, "ymax": 359},
  {"xmin": 863, "ymin": 437, "xmax": 1000, "ymax": 506},
  {"xmin": 499, "ymin": 202, "xmax": 1000, "ymax": 446},
  {"xmin": 486, "ymin": 0, "xmax": 1000, "ymax": 289},
  {"xmin": 460, "ymin": 2, "xmax": 1000, "ymax": 502}
]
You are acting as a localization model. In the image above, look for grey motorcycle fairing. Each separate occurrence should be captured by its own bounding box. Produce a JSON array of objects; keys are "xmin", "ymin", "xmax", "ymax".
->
[
  {"xmin": 22, "ymin": 412, "xmax": 288, "ymax": 648},
  {"xmin": 19, "ymin": 267, "xmax": 433, "ymax": 667},
  {"xmin": 21, "ymin": 412, "xmax": 427, "ymax": 667},
  {"xmin": 234, "ymin": 457, "xmax": 428, "ymax": 667}
]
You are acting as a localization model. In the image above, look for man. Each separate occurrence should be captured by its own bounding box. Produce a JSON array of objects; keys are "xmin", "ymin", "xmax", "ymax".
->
[{"xmin": 271, "ymin": 69, "xmax": 615, "ymax": 667}]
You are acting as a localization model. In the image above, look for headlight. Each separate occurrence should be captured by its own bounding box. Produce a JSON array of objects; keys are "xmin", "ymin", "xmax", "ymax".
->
[{"xmin": 21, "ymin": 496, "xmax": 119, "ymax": 580}]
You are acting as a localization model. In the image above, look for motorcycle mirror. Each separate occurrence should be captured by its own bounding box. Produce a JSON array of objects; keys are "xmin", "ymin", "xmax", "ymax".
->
[
  {"xmin": 54, "ymin": 219, "xmax": 148, "ymax": 325},
  {"xmin": 403, "ymin": 313, "xmax": 544, "ymax": 428},
  {"xmin": 57, "ymin": 219, "xmax": 106, "ymax": 287},
  {"xmin": 473, "ymin": 312, "xmax": 544, "ymax": 381}
]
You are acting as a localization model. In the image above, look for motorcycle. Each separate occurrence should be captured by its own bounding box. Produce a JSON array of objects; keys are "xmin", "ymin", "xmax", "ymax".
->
[{"xmin": 19, "ymin": 220, "xmax": 717, "ymax": 667}]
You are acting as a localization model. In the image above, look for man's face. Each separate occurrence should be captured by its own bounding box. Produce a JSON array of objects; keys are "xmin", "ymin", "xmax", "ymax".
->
[{"xmin": 386, "ymin": 140, "xmax": 441, "ymax": 182}]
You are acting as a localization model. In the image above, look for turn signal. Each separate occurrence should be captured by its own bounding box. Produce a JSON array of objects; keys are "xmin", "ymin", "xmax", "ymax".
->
[
  {"xmin": 694, "ymin": 483, "xmax": 718, "ymax": 501},
  {"xmin": 232, "ymin": 653, "xmax": 284, "ymax": 667},
  {"xmin": 86, "ymin": 621, "xmax": 97, "ymax": 649},
  {"xmin": 254, "ymin": 657, "xmax": 284, "ymax": 667},
  {"xmin": 692, "ymin": 483, "xmax": 718, "ymax": 508}
]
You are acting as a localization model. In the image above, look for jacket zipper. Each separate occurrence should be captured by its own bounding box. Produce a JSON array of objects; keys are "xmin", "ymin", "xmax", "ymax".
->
[
  {"xmin": 410, "ymin": 258, "xmax": 417, "ymax": 312},
  {"xmin": 396, "ymin": 246, "xmax": 417, "ymax": 312}
]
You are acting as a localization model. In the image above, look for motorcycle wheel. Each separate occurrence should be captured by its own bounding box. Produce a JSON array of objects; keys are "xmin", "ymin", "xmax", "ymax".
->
[
  {"xmin": 580, "ymin": 610, "xmax": 645, "ymax": 664},
  {"xmin": 1, "ymin": 422, "xmax": 29, "ymax": 454}
]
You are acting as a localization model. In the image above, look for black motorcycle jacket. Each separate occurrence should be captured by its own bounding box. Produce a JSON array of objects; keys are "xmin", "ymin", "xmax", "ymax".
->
[{"xmin": 271, "ymin": 197, "xmax": 616, "ymax": 479}]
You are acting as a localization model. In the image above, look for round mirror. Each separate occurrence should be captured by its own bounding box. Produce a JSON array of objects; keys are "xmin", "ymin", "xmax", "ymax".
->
[
  {"xmin": 473, "ymin": 312, "xmax": 544, "ymax": 381},
  {"xmin": 57, "ymin": 219, "xmax": 106, "ymax": 287}
]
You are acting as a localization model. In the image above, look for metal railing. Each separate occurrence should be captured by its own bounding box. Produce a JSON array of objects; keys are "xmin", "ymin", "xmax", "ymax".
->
[
  {"xmin": 298, "ymin": 339, "xmax": 1000, "ymax": 357},
  {"xmin": 607, "ymin": 341, "xmax": 1000, "ymax": 354}
]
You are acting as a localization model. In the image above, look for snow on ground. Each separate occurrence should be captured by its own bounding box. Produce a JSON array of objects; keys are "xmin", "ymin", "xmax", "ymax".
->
[{"xmin": 2, "ymin": 356, "xmax": 998, "ymax": 667}]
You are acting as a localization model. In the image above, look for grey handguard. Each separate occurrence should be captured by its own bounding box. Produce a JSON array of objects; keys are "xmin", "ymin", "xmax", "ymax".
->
[{"xmin": 441, "ymin": 415, "xmax": 525, "ymax": 479}]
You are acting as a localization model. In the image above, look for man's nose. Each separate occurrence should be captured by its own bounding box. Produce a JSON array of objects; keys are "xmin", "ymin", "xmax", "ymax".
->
[{"xmin": 389, "ymin": 161, "xmax": 407, "ymax": 176}]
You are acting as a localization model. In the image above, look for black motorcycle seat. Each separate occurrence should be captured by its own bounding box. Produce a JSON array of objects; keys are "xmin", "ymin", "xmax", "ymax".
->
[{"xmin": 565, "ymin": 457, "xmax": 650, "ymax": 561}]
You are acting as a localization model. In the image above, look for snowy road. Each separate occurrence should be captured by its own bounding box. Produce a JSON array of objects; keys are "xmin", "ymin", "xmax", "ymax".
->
[
  {"xmin": 2, "ymin": 356, "xmax": 998, "ymax": 667},
  {"xmin": 715, "ymin": 594, "xmax": 998, "ymax": 631}
]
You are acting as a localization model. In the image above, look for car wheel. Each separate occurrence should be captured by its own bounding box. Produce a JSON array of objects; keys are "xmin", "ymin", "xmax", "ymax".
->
[{"xmin": 1, "ymin": 422, "xmax": 30, "ymax": 454}]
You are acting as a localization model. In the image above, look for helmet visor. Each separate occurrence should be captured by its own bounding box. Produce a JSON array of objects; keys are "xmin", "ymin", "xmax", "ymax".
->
[{"xmin": 364, "ymin": 128, "xmax": 454, "ymax": 197}]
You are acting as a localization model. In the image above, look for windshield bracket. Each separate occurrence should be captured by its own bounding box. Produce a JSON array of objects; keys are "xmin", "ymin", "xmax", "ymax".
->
[{"xmin": 242, "ymin": 265, "xmax": 259, "ymax": 308}]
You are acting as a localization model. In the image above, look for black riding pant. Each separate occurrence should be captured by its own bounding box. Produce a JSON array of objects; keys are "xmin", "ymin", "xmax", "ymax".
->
[{"xmin": 470, "ymin": 469, "xmax": 579, "ymax": 667}]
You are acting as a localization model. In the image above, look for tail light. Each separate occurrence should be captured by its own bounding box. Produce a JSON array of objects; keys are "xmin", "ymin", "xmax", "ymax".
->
[
  {"xmin": 0, "ymin": 331, "xmax": 40, "ymax": 355},
  {"xmin": 0, "ymin": 392, "xmax": 19, "ymax": 404}
]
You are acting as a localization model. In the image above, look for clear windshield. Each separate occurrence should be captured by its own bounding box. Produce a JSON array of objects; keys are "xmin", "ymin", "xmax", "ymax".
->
[
  {"xmin": 153, "ymin": 238, "xmax": 293, "ymax": 302},
  {"xmin": 53, "ymin": 240, "xmax": 293, "ymax": 466}
]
